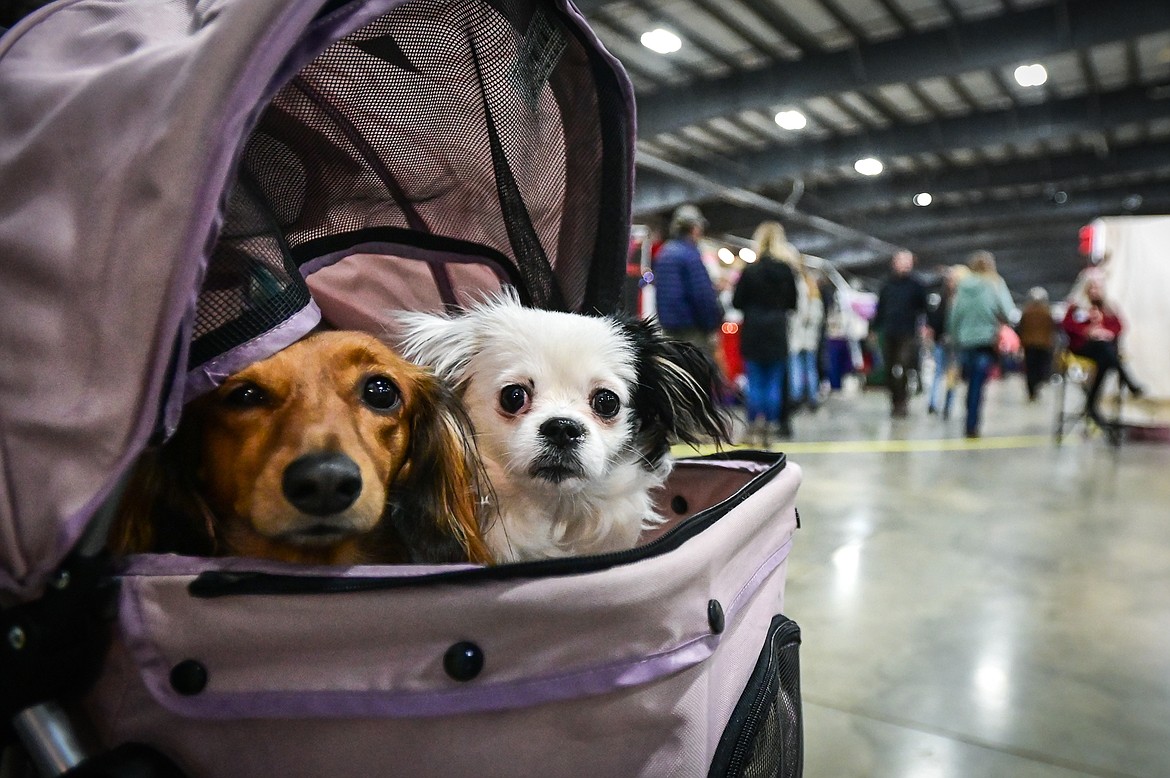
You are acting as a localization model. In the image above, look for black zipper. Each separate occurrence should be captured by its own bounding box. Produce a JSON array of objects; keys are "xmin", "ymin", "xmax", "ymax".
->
[
  {"xmin": 187, "ymin": 452, "xmax": 786, "ymax": 598},
  {"xmin": 723, "ymin": 617, "xmax": 802, "ymax": 777}
]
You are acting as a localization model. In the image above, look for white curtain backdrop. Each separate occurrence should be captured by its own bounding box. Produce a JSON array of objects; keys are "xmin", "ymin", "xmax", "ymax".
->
[{"xmin": 1097, "ymin": 216, "xmax": 1170, "ymax": 399}]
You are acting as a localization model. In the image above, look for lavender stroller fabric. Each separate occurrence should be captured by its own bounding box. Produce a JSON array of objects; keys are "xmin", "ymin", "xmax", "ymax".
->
[
  {"xmin": 0, "ymin": 0, "xmax": 803, "ymax": 775},
  {"xmin": 86, "ymin": 458, "xmax": 801, "ymax": 776}
]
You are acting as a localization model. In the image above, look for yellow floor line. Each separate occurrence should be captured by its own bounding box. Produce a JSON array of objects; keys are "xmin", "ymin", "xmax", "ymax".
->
[{"xmin": 674, "ymin": 435, "xmax": 1065, "ymax": 456}]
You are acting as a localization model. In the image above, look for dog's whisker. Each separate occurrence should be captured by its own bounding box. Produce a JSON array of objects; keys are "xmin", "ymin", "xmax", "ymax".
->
[{"xmin": 617, "ymin": 439, "xmax": 656, "ymax": 470}]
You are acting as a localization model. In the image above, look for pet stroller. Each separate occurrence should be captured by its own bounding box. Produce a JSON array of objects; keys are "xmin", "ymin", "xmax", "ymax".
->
[{"xmin": 0, "ymin": 0, "xmax": 804, "ymax": 775}]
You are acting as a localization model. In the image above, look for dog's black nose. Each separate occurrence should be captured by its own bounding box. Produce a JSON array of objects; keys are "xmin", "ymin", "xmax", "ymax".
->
[
  {"xmin": 539, "ymin": 417, "xmax": 586, "ymax": 448},
  {"xmin": 282, "ymin": 453, "xmax": 363, "ymax": 516}
]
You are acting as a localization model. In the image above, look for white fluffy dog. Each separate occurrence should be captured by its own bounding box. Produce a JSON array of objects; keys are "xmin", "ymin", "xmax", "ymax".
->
[{"xmin": 396, "ymin": 292, "xmax": 730, "ymax": 562}]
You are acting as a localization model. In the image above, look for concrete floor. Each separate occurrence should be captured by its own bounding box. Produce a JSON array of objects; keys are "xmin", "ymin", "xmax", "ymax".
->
[{"xmin": 746, "ymin": 375, "xmax": 1170, "ymax": 778}]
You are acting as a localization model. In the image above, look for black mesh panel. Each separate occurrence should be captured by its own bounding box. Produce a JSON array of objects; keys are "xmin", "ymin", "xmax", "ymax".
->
[
  {"xmin": 709, "ymin": 615, "xmax": 804, "ymax": 778},
  {"xmin": 252, "ymin": 0, "xmax": 594, "ymax": 304},
  {"xmin": 192, "ymin": 0, "xmax": 627, "ymax": 370},
  {"xmin": 189, "ymin": 179, "xmax": 310, "ymax": 370}
]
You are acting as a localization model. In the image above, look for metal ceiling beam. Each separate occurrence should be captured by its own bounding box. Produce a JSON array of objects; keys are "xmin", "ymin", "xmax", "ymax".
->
[
  {"xmin": 687, "ymin": 0, "xmax": 784, "ymax": 59},
  {"xmin": 631, "ymin": 0, "xmax": 1170, "ymax": 139},
  {"xmin": 814, "ymin": 245, "xmax": 1089, "ymax": 291},
  {"xmin": 632, "ymin": 86, "xmax": 1170, "ymax": 214},
  {"xmin": 635, "ymin": 149, "xmax": 904, "ymax": 254},
  {"xmin": 734, "ymin": 0, "xmax": 822, "ymax": 53},
  {"xmin": 787, "ymin": 215, "xmax": 1092, "ymax": 256},
  {"xmin": 906, "ymin": 229, "xmax": 1079, "ymax": 257},
  {"xmin": 698, "ymin": 198, "xmax": 1074, "ymax": 246},
  {"xmin": 805, "ymin": 141, "xmax": 1170, "ymax": 213},
  {"xmin": 844, "ymin": 183, "xmax": 1170, "ymax": 235},
  {"xmin": 700, "ymin": 183, "xmax": 1170, "ymax": 260},
  {"xmin": 855, "ymin": 211, "xmax": 1096, "ymax": 243}
]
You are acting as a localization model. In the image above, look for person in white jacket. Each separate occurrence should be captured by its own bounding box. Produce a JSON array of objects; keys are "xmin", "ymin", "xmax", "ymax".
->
[{"xmin": 788, "ymin": 265, "xmax": 825, "ymax": 411}]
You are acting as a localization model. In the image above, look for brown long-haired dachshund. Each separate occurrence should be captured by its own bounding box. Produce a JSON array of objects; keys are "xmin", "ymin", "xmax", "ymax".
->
[{"xmin": 112, "ymin": 331, "xmax": 492, "ymax": 565}]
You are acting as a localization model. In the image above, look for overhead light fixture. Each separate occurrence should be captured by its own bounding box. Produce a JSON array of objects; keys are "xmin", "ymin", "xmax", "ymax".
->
[
  {"xmin": 854, "ymin": 157, "xmax": 883, "ymax": 176},
  {"xmin": 717, "ymin": 247, "xmax": 735, "ymax": 264},
  {"xmin": 739, "ymin": 247, "xmax": 757, "ymax": 263},
  {"xmin": 774, "ymin": 110, "xmax": 807, "ymax": 130},
  {"xmin": 640, "ymin": 28, "xmax": 682, "ymax": 54},
  {"xmin": 913, "ymin": 192, "xmax": 933, "ymax": 207},
  {"xmin": 1013, "ymin": 63, "xmax": 1048, "ymax": 87}
]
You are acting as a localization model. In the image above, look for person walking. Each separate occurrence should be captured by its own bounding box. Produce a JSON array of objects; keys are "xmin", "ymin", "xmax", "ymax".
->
[
  {"xmin": 926, "ymin": 264, "xmax": 968, "ymax": 417},
  {"xmin": 788, "ymin": 266, "xmax": 824, "ymax": 412},
  {"xmin": 1017, "ymin": 286, "xmax": 1057, "ymax": 402},
  {"xmin": 947, "ymin": 251, "xmax": 1017, "ymax": 438},
  {"xmin": 651, "ymin": 204, "xmax": 723, "ymax": 361},
  {"xmin": 732, "ymin": 221, "xmax": 799, "ymax": 445},
  {"xmin": 873, "ymin": 250, "xmax": 928, "ymax": 417},
  {"xmin": 821, "ymin": 281, "xmax": 853, "ymax": 392}
]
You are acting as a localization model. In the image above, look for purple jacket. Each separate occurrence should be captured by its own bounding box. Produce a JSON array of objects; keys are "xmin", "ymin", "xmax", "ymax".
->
[{"xmin": 652, "ymin": 238, "xmax": 722, "ymax": 333}]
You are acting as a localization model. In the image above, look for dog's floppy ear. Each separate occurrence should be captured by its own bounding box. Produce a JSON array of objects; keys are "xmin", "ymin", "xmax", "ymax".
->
[
  {"xmin": 622, "ymin": 317, "xmax": 733, "ymax": 469},
  {"xmin": 109, "ymin": 424, "xmax": 218, "ymax": 557},
  {"xmin": 389, "ymin": 375, "xmax": 494, "ymax": 564}
]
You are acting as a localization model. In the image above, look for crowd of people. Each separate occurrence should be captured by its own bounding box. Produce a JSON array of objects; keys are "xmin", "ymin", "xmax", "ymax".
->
[{"xmin": 647, "ymin": 203, "xmax": 1145, "ymax": 443}]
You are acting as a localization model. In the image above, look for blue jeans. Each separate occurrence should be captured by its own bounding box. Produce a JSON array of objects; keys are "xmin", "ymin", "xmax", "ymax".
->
[
  {"xmin": 959, "ymin": 347, "xmax": 996, "ymax": 435},
  {"xmin": 744, "ymin": 359, "xmax": 786, "ymax": 423},
  {"xmin": 928, "ymin": 342, "xmax": 955, "ymax": 413},
  {"xmin": 788, "ymin": 350, "xmax": 819, "ymax": 405},
  {"xmin": 825, "ymin": 339, "xmax": 852, "ymax": 390}
]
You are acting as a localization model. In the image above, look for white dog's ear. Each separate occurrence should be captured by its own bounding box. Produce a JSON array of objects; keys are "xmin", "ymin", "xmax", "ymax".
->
[{"xmin": 394, "ymin": 310, "xmax": 477, "ymax": 385}]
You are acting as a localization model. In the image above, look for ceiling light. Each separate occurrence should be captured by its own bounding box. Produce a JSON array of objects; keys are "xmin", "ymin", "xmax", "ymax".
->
[
  {"xmin": 854, "ymin": 157, "xmax": 883, "ymax": 176},
  {"xmin": 774, "ymin": 110, "xmax": 807, "ymax": 130},
  {"xmin": 739, "ymin": 247, "xmax": 757, "ymax": 263},
  {"xmin": 1013, "ymin": 63, "xmax": 1048, "ymax": 87},
  {"xmin": 913, "ymin": 192, "xmax": 933, "ymax": 207},
  {"xmin": 640, "ymin": 28, "xmax": 682, "ymax": 54},
  {"xmin": 717, "ymin": 247, "xmax": 735, "ymax": 264}
]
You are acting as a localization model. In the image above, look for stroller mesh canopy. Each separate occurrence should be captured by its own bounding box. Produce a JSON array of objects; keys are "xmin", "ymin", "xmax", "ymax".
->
[{"xmin": 193, "ymin": 0, "xmax": 626, "ymax": 370}]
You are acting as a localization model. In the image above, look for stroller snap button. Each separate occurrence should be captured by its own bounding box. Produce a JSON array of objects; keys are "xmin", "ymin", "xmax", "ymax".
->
[
  {"xmin": 443, "ymin": 641, "xmax": 484, "ymax": 682},
  {"xmin": 170, "ymin": 659, "xmax": 209, "ymax": 695},
  {"xmin": 707, "ymin": 600, "xmax": 725, "ymax": 634}
]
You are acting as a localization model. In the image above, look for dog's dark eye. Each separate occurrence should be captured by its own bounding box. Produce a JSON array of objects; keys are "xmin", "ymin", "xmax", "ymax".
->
[
  {"xmin": 499, "ymin": 384, "xmax": 530, "ymax": 415},
  {"xmin": 591, "ymin": 389, "xmax": 621, "ymax": 419},
  {"xmin": 362, "ymin": 375, "xmax": 401, "ymax": 410},
  {"xmin": 223, "ymin": 382, "xmax": 267, "ymax": 408}
]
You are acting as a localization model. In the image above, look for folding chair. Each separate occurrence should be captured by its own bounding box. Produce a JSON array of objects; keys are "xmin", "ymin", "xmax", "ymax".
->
[{"xmin": 1053, "ymin": 342, "xmax": 1125, "ymax": 447}]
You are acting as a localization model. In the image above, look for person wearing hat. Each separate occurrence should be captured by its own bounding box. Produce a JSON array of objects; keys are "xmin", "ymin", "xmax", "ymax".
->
[
  {"xmin": 1016, "ymin": 286, "xmax": 1057, "ymax": 402},
  {"xmin": 652, "ymin": 204, "xmax": 723, "ymax": 359}
]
